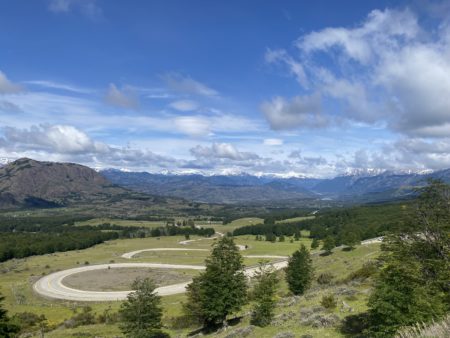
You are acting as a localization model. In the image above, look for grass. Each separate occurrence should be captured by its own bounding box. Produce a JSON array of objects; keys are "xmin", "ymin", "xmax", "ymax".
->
[
  {"xmin": 275, "ymin": 215, "xmax": 315, "ymax": 224},
  {"xmin": 1, "ymin": 226, "xmax": 381, "ymax": 338}
]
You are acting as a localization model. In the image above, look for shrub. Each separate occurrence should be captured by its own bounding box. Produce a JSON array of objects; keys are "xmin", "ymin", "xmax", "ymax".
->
[
  {"xmin": 317, "ymin": 272, "xmax": 334, "ymax": 285},
  {"xmin": 344, "ymin": 261, "xmax": 378, "ymax": 282},
  {"xmin": 320, "ymin": 294, "xmax": 337, "ymax": 310}
]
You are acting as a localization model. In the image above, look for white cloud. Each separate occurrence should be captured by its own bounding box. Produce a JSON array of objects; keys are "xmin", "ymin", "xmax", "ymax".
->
[
  {"xmin": 190, "ymin": 142, "xmax": 260, "ymax": 161},
  {"xmin": 264, "ymin": 8, "xmax": 450, "ymax": 140},
  {"xmin": 25, "ymin": 80, "xmax": 92, "ymax": 94},
  {"xmin": 261, "ymin": 93, "xmax": 327, "ymax": 130},
  {"xmin": 298, "ymin": 8, "xmax": 419, "ymax": 63},
  {"xmin": 265, "ymin": 49, "xmax": 308, "ymax": 87},
  {"xmin": 263, "ymin": 138, "xmax": 283, "ymax": 146},
  {"xmin": 48, "ymin": 0, "xmax": 102, "ymax": 20},
  {"xmin": 0, "ymin": 71, "xmax": 23, "ymax": 94},
  {"xmin": 162, "ymin": 73, "xmax": 218, "ymax": 97},
  {"xmin": 169, "ymin": 100, "xmax": 199, "ymax": 111},
  {"xmin": 105, "ymin": 84, "xmax": 139, "ymax": 109},
  {"xmin": 174, "ymin": 116, "xmax": 212, "ymax": 137}
]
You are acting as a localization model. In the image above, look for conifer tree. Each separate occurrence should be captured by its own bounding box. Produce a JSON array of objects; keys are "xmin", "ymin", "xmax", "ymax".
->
[
  {"xmin": 285, "ymin": 244, "xmax": 313, "ymax": 295},
  {"xmin": 251, "ymin": 265, "xmax": 279, "ymax": 327},
  {"xmin": 184, "ymin": 236, "xmax": 247, "ymax": 327},
  {"xmin": 119, "ymin": 278, "xmax": 168, "ymax": 338}
]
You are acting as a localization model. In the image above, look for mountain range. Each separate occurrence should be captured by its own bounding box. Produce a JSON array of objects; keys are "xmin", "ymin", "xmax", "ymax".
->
[
  {"xmin": 101, "ymin": 168, "xmax": 450, "ymax": 204},
  {"xmin": 1, "ymin": 158, "xmax": 449, "ymax": 209}
]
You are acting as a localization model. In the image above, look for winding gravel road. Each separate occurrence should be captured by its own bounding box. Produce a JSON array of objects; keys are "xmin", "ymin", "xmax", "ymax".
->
[{"xmin": 33, "ymin": 236, "xmax": 383, "ymax": 302}]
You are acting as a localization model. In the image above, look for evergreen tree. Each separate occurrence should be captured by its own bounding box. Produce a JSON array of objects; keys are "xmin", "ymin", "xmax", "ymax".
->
[
  {"xmin": 294, "ymin": 231, "xmax": 301, "ymax": 241},
  {"xmin": 285, "ymin": 244, "xmax": 313, "ymax": 295},
  {"xmin": 367, "ymin": 180, "xmax": 450, "ymax": 336},
  {"xmin": 342, "ymin": 231, "xmax": 360, "ymax": 250},
  {"xmin": 0, "ymin": 292, "xmax": 19, "ymax": 337},
  {"xmin": 119, "ymin": 278, "xmax": 168, "ymax": 338},
  {"xmin": 322, "ymin": 236, "xmax": 335, "ymax": 254},
  {"xmin": 279, "ymin": 235, "xmax": 285, "ymax": 242},
  {"xmin": 251, "ymin": 265, "xmax": 279, "ymax": 327},
  {"xmin": 310, "ymin": 238, "xmax": 319, "ymax": 249},
  {"xmin": 184, "ymin": 236, "xmax": 247, "ymax": 327}
]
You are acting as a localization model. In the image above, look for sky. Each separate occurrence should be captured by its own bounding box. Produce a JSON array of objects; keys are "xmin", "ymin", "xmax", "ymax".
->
[{"xmin": 1, "ymin": 0, "xmax": 450, "ymax": 177}]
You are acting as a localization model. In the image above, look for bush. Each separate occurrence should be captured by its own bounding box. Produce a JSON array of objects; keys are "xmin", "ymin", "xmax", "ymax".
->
[
  {"xmin": 345, "ymin": 261, "xmax": 378, "ymax": 282},
  {"xmin": 340, "ymin": 312, "xmax": 370, "ymax": 335},
  {"xmin": 317, "ymin": 272, "xmax": 334, "ymax": 285},
  {"xmin": 320, "ymin": 294, "xmax": 337, "ymax": 310}
]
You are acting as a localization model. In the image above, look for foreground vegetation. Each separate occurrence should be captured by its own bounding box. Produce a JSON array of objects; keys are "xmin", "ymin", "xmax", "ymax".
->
[{"xmin": 0, "ymin": 181, "xmax": 448, "ymax": 337}]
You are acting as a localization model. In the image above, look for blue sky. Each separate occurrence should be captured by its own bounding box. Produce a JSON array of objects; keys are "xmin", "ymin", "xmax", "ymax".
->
[{"xmin": 1, "ymin": 0, "xmax": 450, "ymax": 177}]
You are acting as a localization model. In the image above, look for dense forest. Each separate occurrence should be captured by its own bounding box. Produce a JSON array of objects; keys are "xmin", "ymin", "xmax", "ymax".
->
[
  {"xmin": 233, "ymin": 202, "xmax": 410, "ymax": 244},
  {"xmin": 0, "ymin": 214, "xmax": 215, "ymax": 263}
]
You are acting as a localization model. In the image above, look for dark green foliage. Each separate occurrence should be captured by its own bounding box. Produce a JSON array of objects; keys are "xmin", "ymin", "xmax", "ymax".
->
[
  {"xmin": 341, "ymin": 230, "xmax": 360, "ymax": 250},
  {"xmin": 367, "ymin": 261, "xmax": 445, "ymax": 337},
  {"xmin": 321, "ymin": 236, "xmax": 335, "ymax": 254},
  {"xmin": 367, "ymin": 180, "xmax": 450, "ymax": 337},
  {"xmin": 0, "ymin": 292, "xmax": 20, "ymax": 337},
  {"xmin": 184, "ymin": 236, "xmax": 247, "ymax": 327},
  {"xmin": 320, "ymin": 294, "xmax": 337, "ymax": 310},
  {"xmin": 265, "ymin": 233, "xmax": 276, "ymax": 242},
  {"xmin": 294, "ymin": 231, "xmax": 301, "ymax": 241},
  {"xmin": 279, "ymin": 235, "xmax": 285, "ymax": 242},
  {"xmin": 119, "ymin": 278, "xmax": 165, "ymax": 338},
  {"xmin": 250, "ymin": 266, "xmax": 279, "ymax": 327},
  {"xmin": 285, "ymin": 245, "xmax": 313, "ymax": 295},
  {"xmin": 310, "ymin": 238, "xmax": 319, "ymax": 249},
  {"xmin": 233, "ymin": 202, "xmax": 409, "ymax": 248},
  {"xmin": 0, "ymin": 230, "xmax": 118, "ymax": 262}
]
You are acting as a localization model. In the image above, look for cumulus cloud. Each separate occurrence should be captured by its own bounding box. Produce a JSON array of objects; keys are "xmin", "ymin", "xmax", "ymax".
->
[
  {"xmin": 263, "ymin": 8, "xmax": 450, "ymax": 138},
  {"xmin": 162, "ymin": 73, "xmax": 218, "ymax": 97},
  {"xmin": 260, "ymin": 93, "xmax": 327, "ymax": 130},
  {"xmin": 105, "ymin": 84, "xmax": 139, "ymax": 109},
  {"xmin": 190, "ymin": 143, "xmax": 260, "ymax": 161},
  {"xmin": 0, "ymin": 71, "xmax": 23, "ymax": 94},
  {"xmin": 169, "ymin": 100, "xmax": 199, "ymax": 111},
  {"xmin": 0, "ymin": 124, "xmax": 179, "ymax": 169}
]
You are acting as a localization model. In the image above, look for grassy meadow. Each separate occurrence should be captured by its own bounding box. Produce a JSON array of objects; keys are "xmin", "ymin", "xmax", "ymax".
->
[{"xmin": 0, "ymin": 217, "xmax": 381, "ymax": 337}]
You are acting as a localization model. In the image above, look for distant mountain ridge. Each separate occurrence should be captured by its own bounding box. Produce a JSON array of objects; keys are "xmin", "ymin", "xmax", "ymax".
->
[{"xmin": 101, "ymin": 167, "xmax": 450, "ymax": 204}]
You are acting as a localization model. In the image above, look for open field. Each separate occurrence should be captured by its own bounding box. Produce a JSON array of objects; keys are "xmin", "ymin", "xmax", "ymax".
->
[
  {"xmin": 0, "ymin": 216, "xmax": 381, "ymax": 337},
  {"xmin": 275, "ymin": 215, "xmax": 315, "ymax": 224},
  {"xmin": 63, "ymin": 267, "xmax": 199, "ymax": 291}
]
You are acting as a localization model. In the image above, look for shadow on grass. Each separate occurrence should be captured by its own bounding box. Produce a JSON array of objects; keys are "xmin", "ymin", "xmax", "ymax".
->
[
  {"xmin": 187, "ymin": 316, "xmax": 243, "ymax": 336},
  {"xmin": 340, "ymin": 312, "xmax": 370, "ymax": 338},
  {"xmin": 319, "ymin": 251, "xmax": 333, "ymax": 257}
]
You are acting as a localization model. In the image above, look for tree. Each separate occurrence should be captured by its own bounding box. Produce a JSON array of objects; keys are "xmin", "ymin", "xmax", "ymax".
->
[
  {"xmin": 278, "ymin": 235, "xmax": 285, "ymax": 242},
  {"xmin": 0, "ymin": 292, "xmax": 19, "ymax": 337},
  {"xmin": 322, "ymin": 236, "xmax": 335, "ymax": 254},
  {"xmin": 294, "ymin": 231, "xmax": 301, "ymax": 241},
  {"xmin": 285, "ymin": 244, "xmax": 313, "ymax": 295},
  {"xmin": 342, "ymin": 231, "xmax": 360, "ymax": 250},
  {"xmin": 251, "ymin": 265, "xmax": 279, "ymax": 327},
  {"xmin": 367, "ymin": 180, "xmax": 450, "ymax": 337},
  {"xmin": 310, "ymin": 238, "xmax": 319, "ymax": 249},
  {"xmin": 184, "ymin": 236, "xmax": 247, "ymax": 328},
  {"xmin": 265, "ymin": 233, "xmax": 276, "ymax": 243},
  {"xmin": 119, "ymin": 278, "xmax": 168, "ymax": 338}
]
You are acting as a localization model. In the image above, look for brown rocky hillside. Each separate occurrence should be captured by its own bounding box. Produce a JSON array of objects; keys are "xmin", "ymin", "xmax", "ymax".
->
[{"xmin": 0, "ymin": 158, "xmax": 126, "ymax": 208}]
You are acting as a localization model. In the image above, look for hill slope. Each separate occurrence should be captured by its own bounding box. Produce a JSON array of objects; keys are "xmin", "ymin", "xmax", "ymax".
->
[{"xmin": 0, "ymin": 158, "xmax": 126, "ymax": 208}]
